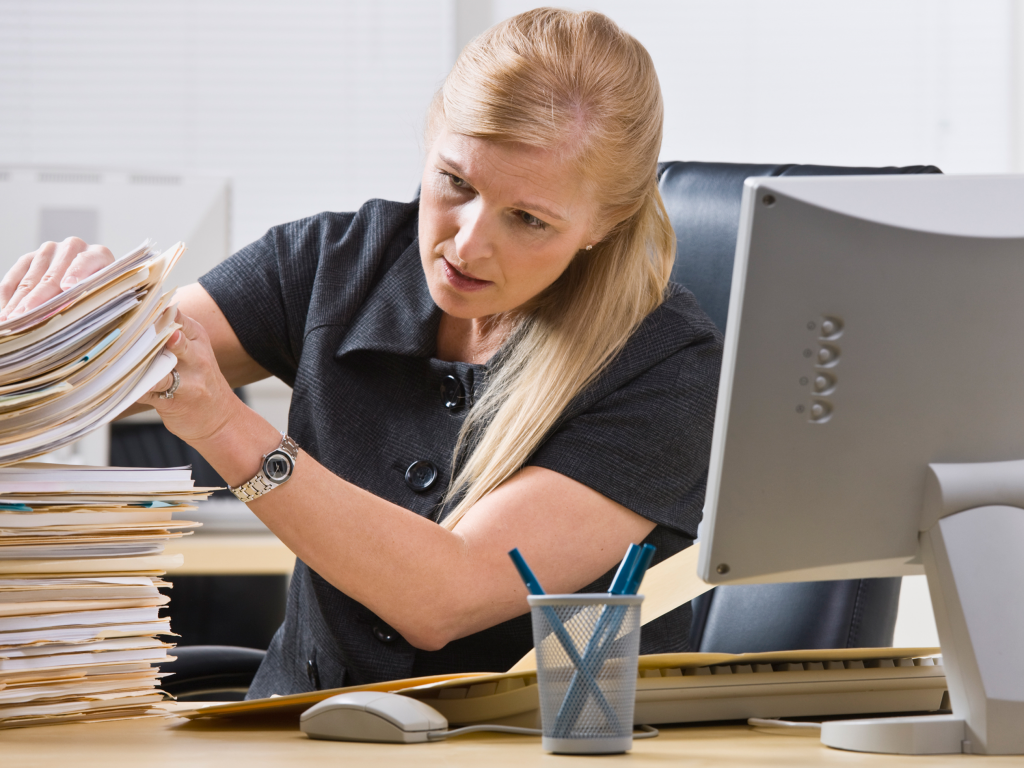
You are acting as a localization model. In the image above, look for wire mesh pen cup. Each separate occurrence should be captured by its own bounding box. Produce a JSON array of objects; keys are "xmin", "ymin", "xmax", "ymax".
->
[{"xmin": 528, "ymin": 594, "xmax": 643, "ymax": 754}]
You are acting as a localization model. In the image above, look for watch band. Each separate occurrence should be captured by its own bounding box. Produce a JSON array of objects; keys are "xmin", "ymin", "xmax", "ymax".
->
[{"xmin": 230, "ymin": 433, "xmax": 299, "ymax": 503}]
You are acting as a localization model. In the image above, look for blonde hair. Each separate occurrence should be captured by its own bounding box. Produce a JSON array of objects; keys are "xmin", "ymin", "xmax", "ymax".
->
[{"xmin": 433, "ymin": 8, "xmax": 676, "ymax": 529}]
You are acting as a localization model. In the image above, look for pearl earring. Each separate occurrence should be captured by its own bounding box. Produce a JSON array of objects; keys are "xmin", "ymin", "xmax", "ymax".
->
[{"xmin": 585, "ymin": 244, "xmax": 593, "ymax": 251}]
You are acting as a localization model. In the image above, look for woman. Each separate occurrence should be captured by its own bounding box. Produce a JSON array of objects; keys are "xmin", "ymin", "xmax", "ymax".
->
[{"xmin": 0, "ymin": 9, "xmax": 721, "ymax": 696}]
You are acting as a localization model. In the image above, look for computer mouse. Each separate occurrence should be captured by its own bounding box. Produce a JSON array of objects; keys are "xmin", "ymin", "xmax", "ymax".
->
[{"xmin": 300, "ymin": 691, "xmax": 449, "ymax": 744}]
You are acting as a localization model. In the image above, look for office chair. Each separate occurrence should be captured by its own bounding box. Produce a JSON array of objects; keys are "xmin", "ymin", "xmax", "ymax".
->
[
  {"xmin": 162, "ymin": 646, "xmax": 268, "ymax": 701},
  {"xmin": 656, "ymin": 160, "xmax": 941, "ymax": 653}
]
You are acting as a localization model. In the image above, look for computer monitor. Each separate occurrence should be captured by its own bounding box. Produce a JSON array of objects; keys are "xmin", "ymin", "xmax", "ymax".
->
[
  {"xmin": 697, "ymin": 174, "xmax": 1024, "ymax": 755},
  {"xmin": 0, "ymin": 167, "xmax": 230, "ymax": 288}
]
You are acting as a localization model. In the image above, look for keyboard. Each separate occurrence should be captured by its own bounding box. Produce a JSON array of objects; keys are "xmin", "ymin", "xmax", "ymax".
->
[{"xmin": 402, "ymin": 648, "xmax": 946, "ymax": 728}]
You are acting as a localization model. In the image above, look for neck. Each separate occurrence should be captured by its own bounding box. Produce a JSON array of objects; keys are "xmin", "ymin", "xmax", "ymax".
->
[{"xmin": 436, "ymin": 312, "xmax": 516, "ymax": 364}]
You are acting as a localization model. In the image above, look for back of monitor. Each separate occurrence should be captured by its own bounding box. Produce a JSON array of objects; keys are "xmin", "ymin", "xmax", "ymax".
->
[
  {"xmin": 699, "ymin": 174, "xmax": 1024, "ymax": 755},
  {"xmin": 699, "ymin": 174, "xmax": 1024, "ymax": 586},
  {"xmin": 0, "ymin": 167, "xmax": 230, "ymax": 288}
]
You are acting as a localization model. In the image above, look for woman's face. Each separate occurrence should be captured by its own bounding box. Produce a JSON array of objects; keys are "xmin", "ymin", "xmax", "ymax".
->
[{"xmin": 419, "ymin": 128, "xmax": 600, "ymax": 320}]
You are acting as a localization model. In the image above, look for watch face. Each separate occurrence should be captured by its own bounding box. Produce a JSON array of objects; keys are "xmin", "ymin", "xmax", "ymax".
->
[{"xmin": 263, "ymin": 450, "xmax": 294, "ymax": 483}]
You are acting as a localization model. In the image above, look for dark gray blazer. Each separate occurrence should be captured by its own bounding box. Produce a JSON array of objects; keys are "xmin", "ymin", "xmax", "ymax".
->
[{"xmin": 199, "ymin": 199, "xmax": 722, "ymax": 697}]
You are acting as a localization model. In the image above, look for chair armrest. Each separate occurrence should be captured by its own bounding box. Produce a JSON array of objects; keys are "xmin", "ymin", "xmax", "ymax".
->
[{"xmin": 162, "ymin": 645, "xmax": 267, "ymax": 698}]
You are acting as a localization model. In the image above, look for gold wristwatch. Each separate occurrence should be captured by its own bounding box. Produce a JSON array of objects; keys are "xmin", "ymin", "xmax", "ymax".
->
[{"xmin": 229, "ymin": 433, "xmax": 299, "ymax": 503}]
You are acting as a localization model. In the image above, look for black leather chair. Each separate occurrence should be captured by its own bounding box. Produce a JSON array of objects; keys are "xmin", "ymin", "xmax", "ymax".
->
[
  {"xmin": 657, "ymin": 160, "xmax": 941, "ymax": 653},
  {"xmin": 658, "ymin": 161, "xmax": 941, "ymax": 333},
  {"xmin": 688, "ymin": 578, "xmax": 902, "ymax": 653},
  {"xmin": 162, "ymin": 646, "xmax": 267, "ymax": 702}
]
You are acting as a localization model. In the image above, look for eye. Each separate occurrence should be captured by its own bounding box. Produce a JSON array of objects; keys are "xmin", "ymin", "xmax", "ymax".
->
[
  {"xmin": 517, "ymin": 211, "xmax": 547, "ymax": 229},
  {"xmin": 441, "ymin": 171, "xmax": 468, "ymax": 189}
]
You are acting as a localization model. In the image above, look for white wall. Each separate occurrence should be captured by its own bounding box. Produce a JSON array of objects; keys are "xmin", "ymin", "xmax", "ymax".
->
[
  {"xmin": 1014, "ymin": 0, "xmax": 1024, "ymax": 172},
  {"xmin": 490, "ymin": 0, "xmax": 1016, "ymax": 173},
  {"xmin": 4, "ymin": 0, "xmax": 1018, "ymax": 250},
  {"xmin": 0, "ymin": 0, "xmax": 453, "ymax": 253}
]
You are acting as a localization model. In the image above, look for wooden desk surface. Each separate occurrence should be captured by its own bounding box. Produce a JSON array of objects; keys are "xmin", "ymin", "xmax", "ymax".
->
[
  {"xmin": 165, "ymin": 534, "xmax": 296, "ymax": 575},
  {"xmin": 1, "ymin": 706, "xmax": 1016, "ymax": 767}
]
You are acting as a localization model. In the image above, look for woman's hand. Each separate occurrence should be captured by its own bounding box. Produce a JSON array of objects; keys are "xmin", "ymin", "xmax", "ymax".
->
[
  {"xmin": 0, "ymin": 238, "xmax": 115, "ymax": 321},
  {"xmin": 141, "ymin": 309, "xmax": 248, "ymax": 445}
]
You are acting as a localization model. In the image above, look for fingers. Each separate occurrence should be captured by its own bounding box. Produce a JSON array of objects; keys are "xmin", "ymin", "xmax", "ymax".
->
[
  {"xmin": 145, "ymin": 327, "xmax": 187, "ymax": 398},
  {"xmin": 1, "ymin": 243, "xmax": 57, "ymax": 321},
  {"xmin": 143, "ymin": 313, "xmax": 211, "ymax": 401},
  {"xmin": 166, "ymin": 326, "xmax": 188, "ymax": 358},
  {"xmin": 0, "ymin": 251, "xmax": 42, "ymax": 314},
  {"xmin": 0, "ymin": 238, "xmax": 114, "ymax": 322},
  {"xmin": 137, "ymin": 311, "xmax": 240, "ymax": 444},
  {"xmin": 151, "ymin": 369, "xmax": 177, "ymax": 395},
  {"xmin": 13, "ymin": 238, "xmax": 91, "ymax": 317},
  {"xmin": 176, "ymin": 310, "xmax": 204, "ymax": 342},
  {"xmin": 144, "ymin": 337, "xmax": 181, "ymax": 401},
  {"xmin": 60, "ymin": 245, "xmax": 114, "ymax": 289}
]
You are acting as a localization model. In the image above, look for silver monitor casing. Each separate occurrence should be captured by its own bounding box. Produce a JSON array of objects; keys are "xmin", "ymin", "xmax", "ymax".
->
[
  {"xmin": 699, "ymin": 174, "xmax": 1024, "ymax": 585},
  {"xmin": 698, "ymin": 174, "xmax": 1024, "ymax": 755}
]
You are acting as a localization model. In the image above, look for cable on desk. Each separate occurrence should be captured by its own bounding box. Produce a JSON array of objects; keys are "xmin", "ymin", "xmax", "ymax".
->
[
  {"xmin": 429, "ymin": 725, "xmax": 540, "ymax": 740},
  {"xmin": 429, "ymin": 724, "xmax": 659, "ymax": 741},
  {"xmin": 747, "ymin": 718, "xmax": 822, "ymax": 731}
]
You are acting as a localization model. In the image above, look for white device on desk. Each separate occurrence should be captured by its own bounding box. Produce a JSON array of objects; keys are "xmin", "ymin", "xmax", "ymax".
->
[
  {"xmin": 301, "ymin": 691, "xmax": 449, "ymax": 743},
  {"xmin": 699, "ymin": 174, "xmax": 1024, "ymax": 755},
  {"xmin": 299, "ymin": 691, "xmax": 553, "ymax": 745}
]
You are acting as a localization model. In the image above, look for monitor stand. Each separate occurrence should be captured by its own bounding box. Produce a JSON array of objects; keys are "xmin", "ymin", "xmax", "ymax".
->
[{"xmin": 820, "ymin": 459, "xmax": 1024, "ymax": 755}]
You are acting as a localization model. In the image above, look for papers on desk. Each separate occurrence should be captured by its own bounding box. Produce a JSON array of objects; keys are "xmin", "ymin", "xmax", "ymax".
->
[
  {"xmin": 0, "ymin": 240, "xmax": 222, "ymax": 726},
  {"xmin": 0, "ymin": 465, "xmax": 215, "ymax": 728}
]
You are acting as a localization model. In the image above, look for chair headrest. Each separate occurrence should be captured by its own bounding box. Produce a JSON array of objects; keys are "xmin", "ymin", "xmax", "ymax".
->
[{"xmin": 657, "ymin": 161, "xmax": 941, "ymax": 332}]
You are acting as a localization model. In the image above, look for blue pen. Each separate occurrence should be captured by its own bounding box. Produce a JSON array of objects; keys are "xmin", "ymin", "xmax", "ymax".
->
[
  {"xmin": 552, "ymin": 543, "xmax": 645, "ymax": 736},
  {"xmin": 588, "ymin": 543, "xmax": 656, "ymax": 660},
  {"xmin": 625, "ymin": 544, "xmax": 656, "ymax": 595},
  {"xmin": 590, "ymin": 543, "xmax": 655, "ymax": 655},
  {"xmin": 508, "ymin": 548, "xmax": 545, "ymax": 596},
  {"xmin": 508, "ymin": 549, "xmax": 618, "ymax": 726},
  {"xmin": 553, "ymin": 543, "xmax": 657, "ymax": 737},
  {"xmin": 608, "ymin": 543, "xmax": 641, "ymax": 595}
]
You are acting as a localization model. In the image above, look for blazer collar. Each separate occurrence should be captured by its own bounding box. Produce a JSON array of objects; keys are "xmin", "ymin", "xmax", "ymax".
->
[{"xmin": 335, "ymin": 239, "xmax": 443, "ymax": 360}]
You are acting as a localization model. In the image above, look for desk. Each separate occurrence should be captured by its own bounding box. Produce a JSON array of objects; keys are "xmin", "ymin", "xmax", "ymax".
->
[
  {"xmin": 164, "ymin": 533, "xmax": 296, "ymax": 575},
  {"xmin": 1, "ymin": 706, "xmax": 1015, "ymax": 767},
  {"xmin": 164, "ymin": 497, "xmax": 296, "ymax": 576}
]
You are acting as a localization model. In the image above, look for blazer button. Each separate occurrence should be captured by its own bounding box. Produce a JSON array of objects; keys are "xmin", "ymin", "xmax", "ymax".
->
[
  {"xmin": 405, "ymin": 460, "xmax": 438, "ymax": 492},
  {"xmin": 306, "ymin": 649, "xmax": 321, "ymax": 690},
  {"xmin": 441, "ymin": 375, "xmax": 465, "ymax": 410},
  {"xmin": 373, "ymin": 624, "xmax": 398, "ymax": 643}
]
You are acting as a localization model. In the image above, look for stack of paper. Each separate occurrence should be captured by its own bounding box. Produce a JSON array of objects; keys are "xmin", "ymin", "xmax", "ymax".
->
[
  {"xmin": 0, "ymin": 240, "xmax": 217, "ymax": 727},
  {"xmin": 0, "ymin": 241, "xmax": 183, "ymax": 464},
  {"xmin": 0, "ymin": 464, "xmax": 214, "ymax": 728}
]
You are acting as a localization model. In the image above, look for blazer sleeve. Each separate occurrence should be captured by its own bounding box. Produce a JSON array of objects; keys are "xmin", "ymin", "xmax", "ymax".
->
[
  {"xmin": 526, "ymin": 294, "xmax": 722, "ymax": 541},
  {"xmin": 198, "ymin": 200, "xmax": 418, "ymax": 387}
]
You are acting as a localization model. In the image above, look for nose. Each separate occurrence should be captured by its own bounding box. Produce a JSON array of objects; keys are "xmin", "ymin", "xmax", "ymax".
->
[{"xmin": 452, "ymin": 198, "xmax": 494, "ymax": 265}]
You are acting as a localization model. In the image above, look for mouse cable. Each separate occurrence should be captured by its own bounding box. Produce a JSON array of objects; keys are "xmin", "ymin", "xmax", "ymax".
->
[
  {"xmin": 747, "ymin": 717, "xmax": 822, "ymax": 731},
  {"xmin": 428, "ymin": 724, "xmax": 659, "ymax": 741}
]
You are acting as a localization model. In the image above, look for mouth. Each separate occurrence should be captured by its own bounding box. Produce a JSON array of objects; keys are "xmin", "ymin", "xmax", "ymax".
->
[{"xmin": 441, "ymin": 257, "xmax": 492, "ymax": 291}]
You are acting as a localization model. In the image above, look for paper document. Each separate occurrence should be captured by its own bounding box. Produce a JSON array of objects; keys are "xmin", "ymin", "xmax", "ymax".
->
[
  {"xmin": 0, "ymin": 241, "xmax": 216, "ymax": 729},
  {"xmin": 0, "ymin": 242, "xmax": 183, "ymax": 464}
]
